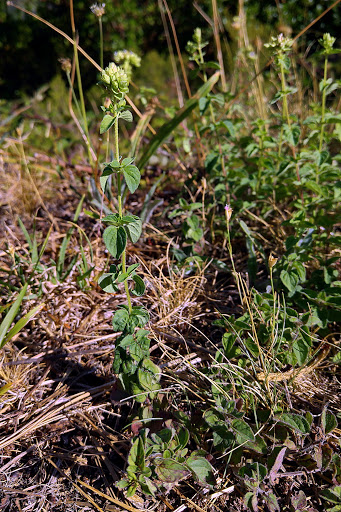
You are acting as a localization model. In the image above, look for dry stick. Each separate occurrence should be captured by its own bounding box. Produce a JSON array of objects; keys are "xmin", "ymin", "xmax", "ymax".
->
[
  {"xmin": 211, "ymin": 0, "xmax": 227, "ymax": 92},
  {"xmin": 158, "ymin": 0, "xmax": 184, "ymax": 108},
  {"xmin": 69, "ymin": 0, "xmax": 92, "ymax": 164},
  {"xmin": 162, "ymin": 0, "xmax": 192, "ymax": 99},
  {"xmin": 161, "ymin": 0, "xmax": 206, "ymax": 165}
]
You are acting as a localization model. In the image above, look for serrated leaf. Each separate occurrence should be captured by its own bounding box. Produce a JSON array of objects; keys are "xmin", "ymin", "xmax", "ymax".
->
[
  {"xmin": 155, "ymin": 458, "xmax": 190, "ymax": 483},
  {"xmin": 98, "ymin": 273, "xmax": 118, "ymax": 293},
  {"xmin": 123, "ymin": 165, "xmax": 140, "ymax": 193},
  {"xmin": 120, "ymin": 110, "xmax": 133, "ymax": 122},
  {"xmin": 128, "ymin": 436, "xmax": 146, "ymax": 469},
  {"xmin": 125, "ymin": 216, "xmax": 142, "ymax": 243},
  {"xmin": 291, "ymin": 490, "xmax": 307, "ymax": 510},
  {"xmin": 186, "ymin": 455, "xmax": 215, "ymax": 488},
  {"xmin": 100, "ymin": 167, "xmax": 115, "ymax": 192},
  {"xmin": 280, "ymin": 270, "xmax": 299, "ymax": 293},
  {"xmin": 100, "ymin": 114, "xmax": 115, "ymax": 134},
  {"xmin": 138, "ymin": 358, "xmax": 160, "ymax": 393},
  {"xmin": 112, "ymin": 308, "xmax": 129, "ymax": 332},
  {"xmin": 276, "ymin": 413, "xmax": 311, "ymax": 435},
  {"xmin": 103, "ymin": 226, "xmax": 127, "ymax": 259},
  {"xmin": 322, "ymin": 409, "xmax": 337, "ymax": 434},
  {"xmin": 131, "ymin": 275, "xmax": 145, "ymax": 296},
  {"xmin": 101, "ymin": 213, "xmax": 121, "ymax": 225},
  {"xmin": 293, "ymin": 337, "xmax": 310, "ymax": 365},
  {"xmin": 231, "ymin": 418, "xmax": 255, "ymax": 443}
]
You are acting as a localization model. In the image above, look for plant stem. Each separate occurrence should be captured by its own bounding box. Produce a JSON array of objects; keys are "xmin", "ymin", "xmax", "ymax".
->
[
  {"xmin": 269, "ymin": 267, "xmax": 276, "ymax": 352},
  {"xmin": 66, "ymin": 71, "xmax": 82, "ymax": 121},
  {"xmin": 99, "ymin": 16, "xmax": 104, "ymax": 69},
  {"xmin": 114, "ymin": 117, "xmax": 132, "ymax": 313},
  {"xmin": 319, "ymin": 56, "xmax": 328, "ymax": 153}
]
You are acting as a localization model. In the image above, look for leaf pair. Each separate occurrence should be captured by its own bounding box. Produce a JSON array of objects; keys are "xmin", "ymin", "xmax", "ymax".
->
[{"xmin": 100, "ymin": 157, "xmax": 141, "ymax": 194}]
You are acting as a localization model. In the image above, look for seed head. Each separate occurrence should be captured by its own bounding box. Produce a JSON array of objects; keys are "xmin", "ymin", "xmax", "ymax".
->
[
  {"xmin": 268, "ymin": 254, "xmax": 278, "ymax": 269},
  {"xmin": 90, "ymin": 3, "xmax": 105, "ymax": 17},
  {"xmin": 59, "ymin": 57, "xmax": 72, "ymax": 73}
]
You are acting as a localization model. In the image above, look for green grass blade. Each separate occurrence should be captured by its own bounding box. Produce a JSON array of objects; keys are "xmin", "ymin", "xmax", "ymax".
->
[
  {"xmin": 137, "ymin": 72, "xmax": 220, "ymax": 170},
  {"xmin": 3, "ymin": 303, "xmax": 45, "ymax": 347},
  {"xmin": 17, "ymin": 217, "xmax": 33, "ymax": 250},
  {"xmin": 57, "ymin": 196, "xmax": 84, "ymax": 279},
  {"xmin": 0, "ymin": 283, "xmax": 28, "ymax": 349}
]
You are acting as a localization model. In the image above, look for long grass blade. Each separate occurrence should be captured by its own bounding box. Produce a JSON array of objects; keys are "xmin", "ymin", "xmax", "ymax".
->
[
  {"xmin": 0, "ymin": 284, "xmax": 28, "ymax": 349},
  {"xmin": 137, "ymin": 71, "xmax": 220, "ymax": 170},
  {"xmin": 3, "ymin": 303, "xmax": 45, "ymax": 347}
]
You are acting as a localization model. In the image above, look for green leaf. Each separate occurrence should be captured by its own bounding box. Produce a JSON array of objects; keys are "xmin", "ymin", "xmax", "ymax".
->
[
  {"xmin": 125, "ymin": 216, "xmax": 142, "ymax": 243},
  {"xmin": 100, "ymin": 167, "xmax": 115, "ymax": 192},
  {"xmin": 244, "ymin": 435, "xmax": 267, "ymax": 454},
  {"xmin": 284, "ymin": 124, "xmax": 301, "ymax": 146},
  {"xmin": 138, "ymin": 358, "xmax": 160, "ymax": 393},
  {"xmin": 128, "ymin": 436, "xmax": 146, "ymax": 469},
  {"xmin": 98, "ymin": 273, "xmax": 118, "ymax": 293},
  {"xmin": 231, "ymin": 418, "xmax": 255, "ymax": 443},
  {"xmin": 186, "ymin": 455, "xmax": 215, "ymax": 488},
  {"xmin": 102, "ymin": 213, "xmax": 121, "ymax": 225},
  {"xmin": 131, "ymin": 275, "xmax": 145, "ymax": 296},
  {"xmin": 293, "ymin": 337, "xmax": 310, "ymax": 365},
  {"xmin": 291, "ymin": 491, "xmax": 307, "ymax": 510},
  {"xmin": 123, "ymin": 165, "xmax": 140, "ymax": 193},
  {"xmin": 126, "ymin": 482, "xmax": 138, "ymax": 497},
  {"xmin": 100, "ymin": 114, "xmax": 115, "ymax": 134},
  {"xmin": 137, "ymin": 72, "xmax": 220, "ymax": 169},
  {"xmin": 116, "ymin": 478, "xmax": 130, "ymax": 489},
  {"xmin": 280, "ymin": 269, "xmax": 299, "ymax": 293},
  {"xmin": 155, "ymin": 458, "xmax": 190, "ymax": 483},
  {"xmin": 321, "ymin": 486, "xmax": 341, "ymax": 504},
  {"xmin": 276, "ymin": 413, "xmax": 311, "ymax": 435},
  {"xmin": 265, "ymin": 493, "xmax": 280, "ymax": 512},
  {"xmin": 112, "ymin": 308, "xmax": 129, "ymax": 332},
  {"xmin": 322, "ymin": 409, "xmax": 337, "ymax": 434},
  {"xmin": 103, "ymin": 226, "xmax": 127, "ymax": 259},
  {"xmin": 178, "ymin": 427, "xmax": 189, "ymax": 448},
  {"xmin": 120, "ymin": 110, "xmax": 133, "ymax": 122}
]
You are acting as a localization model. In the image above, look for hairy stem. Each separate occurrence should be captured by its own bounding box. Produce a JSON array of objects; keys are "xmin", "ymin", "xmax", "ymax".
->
[
  {"xmin": 99, "ymin": 17, "xmax": 104, "ymax": 70},
  {"xmin": 319, "ymin": 56, "xmax": 328, "ymax": 153},
  {"xmin": 114, "ymin": 117, "xmax": 132, "ymax": 313}
]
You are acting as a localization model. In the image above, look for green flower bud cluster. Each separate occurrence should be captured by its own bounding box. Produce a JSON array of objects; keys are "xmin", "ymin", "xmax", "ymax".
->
[
  {"xmin": 186, "ymin": 27, "xmax": 208, "ymax": 64},
  {"xmin": 113, "ymin": 50, "xmax": 141, "ymax": 80},
  {"xmin": 100, "ymin": 62, "xmax": 130, "ymax": 101},
  {"xmin": 265, "ymin": 33, "xmax": 293, "ymax": 54},
  {"xmin": 319, "ymin": 33, "xmax": 336, "ymax": 55}
]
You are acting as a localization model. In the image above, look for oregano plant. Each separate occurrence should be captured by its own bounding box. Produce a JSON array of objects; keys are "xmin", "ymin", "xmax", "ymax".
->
[{"xmin": 97, "ymin": 62, "xmax": 160, "ymax": 402}]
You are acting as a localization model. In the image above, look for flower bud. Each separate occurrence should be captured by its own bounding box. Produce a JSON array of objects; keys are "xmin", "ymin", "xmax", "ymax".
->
[
  {"xmin": 225, "ymin": 204, "xmax": 233, "ymax": 223},
  {"xmin": 268, "ymin": 254, "xmax": 278, "ymax": 269},
  {"xmin": 99, "ymin": 62, "xmax": 130, "ymax": 101}
]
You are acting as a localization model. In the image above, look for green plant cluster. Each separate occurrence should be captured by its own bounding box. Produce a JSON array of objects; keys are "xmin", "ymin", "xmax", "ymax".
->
[{"xmin": 97, "ymin": 63, "xmax": 161, "ymax": 402}]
